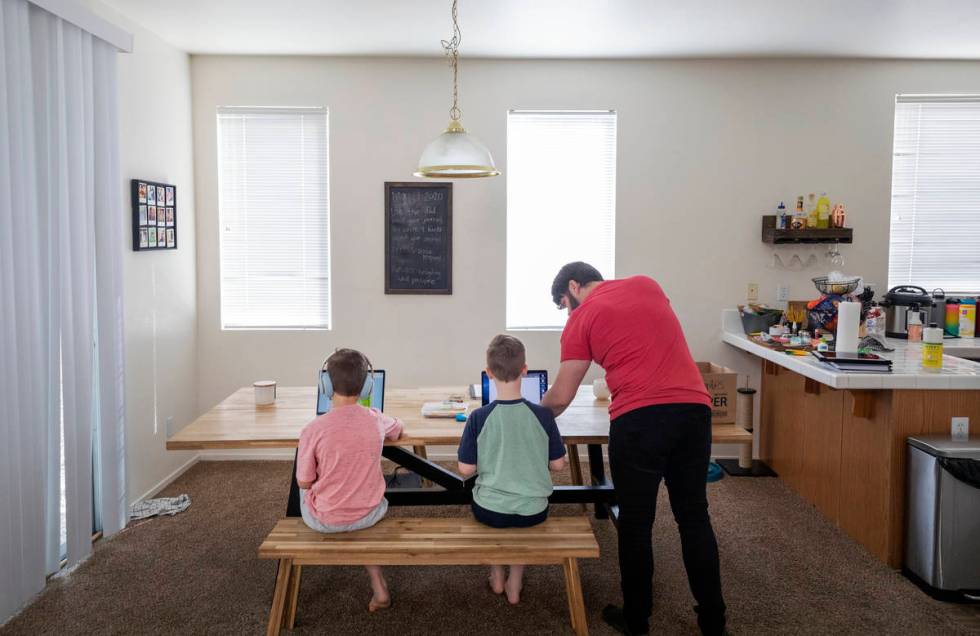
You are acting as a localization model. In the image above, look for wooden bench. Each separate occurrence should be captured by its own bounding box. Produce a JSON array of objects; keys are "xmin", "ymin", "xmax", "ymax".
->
[{"xmin": 259, "ymin": 516, "xmax": 601, "ymax": 636}]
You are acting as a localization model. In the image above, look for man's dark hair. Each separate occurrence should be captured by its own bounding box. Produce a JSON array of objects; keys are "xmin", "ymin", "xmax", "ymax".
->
[
  {"xmin": 326, "ymin": 348, "xmax": 369, "ymax": 396},
  {"xmin": 486, "ymin": 335, "xmax": 526, "ymax": 382},
  {"xmin": 551, "ymin": 261, "xmax": 604, "ymax": 307}
]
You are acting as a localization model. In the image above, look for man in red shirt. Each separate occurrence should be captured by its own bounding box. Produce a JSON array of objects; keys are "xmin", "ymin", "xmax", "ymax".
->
[{"xmin": 542, "ymin": 262, "xmax": 727, "ymax": 636}]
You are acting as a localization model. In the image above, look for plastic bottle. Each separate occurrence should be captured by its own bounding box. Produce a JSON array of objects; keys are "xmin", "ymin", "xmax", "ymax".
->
[
  {"xmin": 922, "ymin": 323, "xmax": 943, "ymax": 372},
  {"xmin": 906, "ymin": 306, "xmax": 923, "ymax": 342},
  {"xmin": 946, "ymin": 298, "xmax": 960, "ymax": 336},
  {"xmin": 959, "ymin": 299, "xmax": 977, "ymax": 338},
  {"xmin": 777, "ymin": 201, "xmax": 788, "ymax": 229},
  {"xmin": 816, "ymin": 193, "xmax": 831, "ymax": 229}
]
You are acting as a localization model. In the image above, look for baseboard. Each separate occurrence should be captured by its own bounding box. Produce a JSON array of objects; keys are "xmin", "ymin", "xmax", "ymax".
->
[
  {"xmin": 129, "ymin": 455, "xmax": 200, "ymax": 507},
  {"xmin": 198, "ymin": 449, "xmax": 296, "ymax": 461}
]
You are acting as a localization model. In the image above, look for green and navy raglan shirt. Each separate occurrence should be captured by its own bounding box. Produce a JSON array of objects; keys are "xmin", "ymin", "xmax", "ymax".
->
[{"xmin": 458, "ymin": 398, "xmax": 566, "ymax": 516}]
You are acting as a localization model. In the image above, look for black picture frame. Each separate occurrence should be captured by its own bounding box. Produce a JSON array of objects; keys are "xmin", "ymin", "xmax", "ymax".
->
[
  {"xmin": 131, "ymin": 179, "xmax": 177, "ymax": 251},
  {"xmin": 384, "ymin": 182, "xmax": 453, "ymax": 295}
]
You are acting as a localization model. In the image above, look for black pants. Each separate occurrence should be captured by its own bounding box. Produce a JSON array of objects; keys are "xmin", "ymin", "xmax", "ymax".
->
[{"xmin": 609, "ymin": 403, "xmax": 726, "ymax": 635}]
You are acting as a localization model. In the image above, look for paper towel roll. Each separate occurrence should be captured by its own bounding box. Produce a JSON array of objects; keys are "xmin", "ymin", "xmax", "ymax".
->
[{"xmin": 836, "ymin": 301, "xmax": 860, "ymax": 353}]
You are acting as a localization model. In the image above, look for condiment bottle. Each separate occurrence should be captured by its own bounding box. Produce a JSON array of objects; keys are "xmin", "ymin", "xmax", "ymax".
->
[
  {"xmin": 907, "ymin": 307, "xmax": 923, "ymax": 342},
  {"xmin": 922, "ymin": 323, "xmax": 944, "ymax": 372}
]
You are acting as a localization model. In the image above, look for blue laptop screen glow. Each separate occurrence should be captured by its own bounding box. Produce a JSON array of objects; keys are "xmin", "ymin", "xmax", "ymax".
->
[
  {"xmin": 481, "ymin": 370, "xmax": 548, "ymax": 406},
  {"xmin": 317, "ymin": 370, "xmax": 385, "ymax": 415}
]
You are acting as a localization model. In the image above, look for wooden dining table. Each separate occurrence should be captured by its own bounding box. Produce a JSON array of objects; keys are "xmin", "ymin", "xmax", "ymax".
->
[{"xmin": 167, "ymin": 384, "xmax": 752, "ymax": 521}]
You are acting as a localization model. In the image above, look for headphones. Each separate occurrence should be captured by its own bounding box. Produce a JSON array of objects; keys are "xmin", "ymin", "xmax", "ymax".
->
[{"xmin": 319, "ymin": 350, "xmax": 374, "ymax": 401}]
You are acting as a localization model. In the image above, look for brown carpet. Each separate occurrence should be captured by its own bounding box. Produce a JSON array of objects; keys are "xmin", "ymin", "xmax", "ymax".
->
[{"xmin": 2, "ymin": 460, "xmax": 978, "ymax": 635}]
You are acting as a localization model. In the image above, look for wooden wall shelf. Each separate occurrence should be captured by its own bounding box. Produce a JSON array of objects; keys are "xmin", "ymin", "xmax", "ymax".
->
[{"xmin": 762, "ymin": 215, "xmax": 853, "ymax": 244}]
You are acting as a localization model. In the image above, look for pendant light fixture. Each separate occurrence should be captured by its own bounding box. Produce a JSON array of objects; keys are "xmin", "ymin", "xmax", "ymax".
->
[{"xmin": 415, "ymin": 0, "xmax": 499, "ymax": 179}]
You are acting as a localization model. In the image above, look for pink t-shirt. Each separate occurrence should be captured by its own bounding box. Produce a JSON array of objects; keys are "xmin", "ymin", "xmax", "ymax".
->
[{"xmin": 296, "ymin": 405, "xmax": 403, "ymax": 526}]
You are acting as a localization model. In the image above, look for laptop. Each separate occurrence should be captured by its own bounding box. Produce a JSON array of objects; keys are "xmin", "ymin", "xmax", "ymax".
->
[
  {"xmin": 480, "ymin": 370, "xmax": 548, "ymax": 406},
  {"xmin": 316, "ymin": 369, "xmax": 386, "ymax": 415}
]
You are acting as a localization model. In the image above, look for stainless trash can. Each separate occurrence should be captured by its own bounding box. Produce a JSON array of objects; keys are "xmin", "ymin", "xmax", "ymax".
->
[{"xmin": 905, "ymin": 435, "xmax": 980, "ymax": 597}]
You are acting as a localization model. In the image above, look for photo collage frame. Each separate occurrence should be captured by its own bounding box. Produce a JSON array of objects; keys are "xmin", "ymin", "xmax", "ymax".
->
[{"xmin": 132, "ymin": 179, "xmax": 177, "ymax": 251}]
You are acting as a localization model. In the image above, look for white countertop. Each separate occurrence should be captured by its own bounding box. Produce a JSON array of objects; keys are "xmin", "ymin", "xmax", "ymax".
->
[{"xmin": 721, "ymin": 309, "xmax": 980, "ymax": 390}]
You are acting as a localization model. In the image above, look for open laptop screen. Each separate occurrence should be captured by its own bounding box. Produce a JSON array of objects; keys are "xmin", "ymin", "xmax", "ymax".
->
[
  {"xmin": 481, "ymin": 370, "xmax": 548, "ymax": 406},
  {"xmin": 316, "ymin": 370, "xmax": 386, "ymax": 415}
]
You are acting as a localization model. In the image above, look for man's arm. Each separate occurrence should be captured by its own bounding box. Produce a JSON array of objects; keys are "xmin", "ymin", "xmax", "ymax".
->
[{"xmin": 541, "ymin": 359, "xmax": 591, "ymax": 417}]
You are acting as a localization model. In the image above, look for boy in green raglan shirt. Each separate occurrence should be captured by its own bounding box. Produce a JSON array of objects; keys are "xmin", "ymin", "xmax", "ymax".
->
[{"xmin": 457, "ymin": 335, "xmax": 568, "ymax": 604}]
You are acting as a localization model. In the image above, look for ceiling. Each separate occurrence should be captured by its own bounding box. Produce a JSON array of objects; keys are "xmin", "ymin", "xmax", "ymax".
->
[{"xmin": 101, "ymin": 0, "xmax": 980, "ymax": 59}]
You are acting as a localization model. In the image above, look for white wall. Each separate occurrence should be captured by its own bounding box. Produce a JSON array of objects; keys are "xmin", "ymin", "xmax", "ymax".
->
[
  {"xmin": 84, "ymin": 1, "xmax": 198, "ymax": 502},
  {"xmin": 190, "ymin": 57, "xmax": 980, "ymax": 439}
]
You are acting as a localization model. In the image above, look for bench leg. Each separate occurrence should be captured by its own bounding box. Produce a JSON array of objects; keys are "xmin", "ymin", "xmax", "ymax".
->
[
  {"xmin": 562, "ymin": 558, "xmax": 588, "ymax": 636},
  {"xmin": 267, "ymin": 558, "xmax": 293, "ymax": 636},
  {"xmin": 283, "ymin": 564, "xmax": 302, "ymax": 630},
  {"xmin": 413, "ymin": 445, "xmax": 431, "ymax": 488}
]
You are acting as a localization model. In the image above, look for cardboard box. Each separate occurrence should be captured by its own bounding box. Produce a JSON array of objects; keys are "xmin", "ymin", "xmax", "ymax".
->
[{"xmin": 696, "ymin": 362, "xmax": 738, "ymax": 423}]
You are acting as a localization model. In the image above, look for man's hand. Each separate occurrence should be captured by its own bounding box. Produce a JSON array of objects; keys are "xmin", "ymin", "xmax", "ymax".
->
[{"xmin": 541, "ymin": 359, "xmax": 591, "ymax": 416}]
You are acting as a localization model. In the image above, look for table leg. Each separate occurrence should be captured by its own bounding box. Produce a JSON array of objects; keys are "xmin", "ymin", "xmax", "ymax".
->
[
  {"xmin": 567, "ymin": 444, "xmax": 583, "ymax": 485},
  {"xmin": 587, "ymin": 444, "xmax": 610, "ymax": 520},
  {"xmin": 413, "ymin": 445, "xmax": 431, "ymax": 488},
  {"xmin": 286, "ymin": 450, "xmax": 301, "ymax": 518},
  {"xmin": 567, "ymin": 444, "xmax": 587, "ymax": 511}
]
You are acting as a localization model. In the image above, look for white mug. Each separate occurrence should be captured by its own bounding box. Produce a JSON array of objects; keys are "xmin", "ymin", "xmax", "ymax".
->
[
  {"xmin": 593, "ymin": 378, "xmax": 611, "ymax": 400},
  {"xmin": 254, "ymin": 380, "xmax": 277, "ymax": 406}
]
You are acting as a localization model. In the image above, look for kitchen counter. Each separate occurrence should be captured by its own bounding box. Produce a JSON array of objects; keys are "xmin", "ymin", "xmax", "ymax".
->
[
  {"xmin": 721, "ymin": 309, "xmax": 980, "ymax": 390},
  {"xmin": 719, "ymin": 308, "xmax": 980, "ymax": 569}
]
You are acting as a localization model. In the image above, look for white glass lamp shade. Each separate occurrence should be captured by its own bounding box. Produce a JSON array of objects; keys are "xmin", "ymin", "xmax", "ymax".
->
[{"xmin": 415, "ymin": 119, "xmax": 500, "ymax": 178}]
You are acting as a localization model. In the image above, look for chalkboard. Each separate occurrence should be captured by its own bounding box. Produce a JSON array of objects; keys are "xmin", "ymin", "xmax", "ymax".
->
[{"xmin": 385, "ymin": 182, "xmax": 453, "ymax": 294}]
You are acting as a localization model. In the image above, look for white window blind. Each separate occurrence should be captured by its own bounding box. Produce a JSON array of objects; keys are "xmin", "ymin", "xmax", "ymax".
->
[
  {"xmin": 888, "ymin": 95, "xmax": 980, "ymax": 294},
  {"xmin": 217, "ymin": 107, "xmax": 330, "ymax": 329},
  {"xmin": 506, "ymin": 110, "xmax": 617, "ymax": 330}
]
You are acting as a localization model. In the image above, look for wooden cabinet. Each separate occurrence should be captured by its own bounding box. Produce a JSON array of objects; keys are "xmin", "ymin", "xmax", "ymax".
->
[{"xmin": 758, "ymin": 361, "xmax": 980, "ymax": 567}]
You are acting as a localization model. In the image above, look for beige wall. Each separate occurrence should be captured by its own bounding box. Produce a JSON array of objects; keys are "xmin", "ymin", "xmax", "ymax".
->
[
  {"xmin": 86, "ymin": 0, "xmax": 198, "ymax": 502},
  {"xmin": 190, "ymin": 56, "xmax": 980, "ymax": 446}
]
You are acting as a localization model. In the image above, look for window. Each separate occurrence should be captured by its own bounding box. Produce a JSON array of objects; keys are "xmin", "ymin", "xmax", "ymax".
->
[
  {"xmin": 888, "ymin": 95, "xmax": 980, "ymax": 294},
  {"xmin": 506, "ymin": 110, "xmax": 617, "ymax": 330},
  {"xmin": 217, "ymin": 107, "xmax": 330, "ymax": 329}
]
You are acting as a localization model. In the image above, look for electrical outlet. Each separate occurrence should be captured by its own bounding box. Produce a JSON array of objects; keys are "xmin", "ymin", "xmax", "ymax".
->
[
  {"xmin": 776, "ymin": 284, "xmax": 790, "ymax": 303},
  {"xmin": 747, "ymin": 283, "xmax": 759, "ymax": 302},
  {"xmin": 166, "ymin": 416, "xmax": 175, "ymax": 438},
  {"xmin": 951, "ymin": 417, "xmax": 969, "ymax": 440}
]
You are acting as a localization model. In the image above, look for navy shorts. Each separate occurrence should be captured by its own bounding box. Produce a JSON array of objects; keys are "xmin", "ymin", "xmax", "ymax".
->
[{"xmin": 471, "ymin": 501, "xmax": 548, "ymax": 528}]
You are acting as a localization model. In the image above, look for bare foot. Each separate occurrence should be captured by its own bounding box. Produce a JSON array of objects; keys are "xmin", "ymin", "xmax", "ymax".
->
[
  {"xmin": 488, "ymin": 566, "xmax": 505, "ymax": 595},
  {"xmin": 368, "ymin": 595, "xmax": 391, "ymax": 613},
  {"xmin": 367, "ymin": 568, "xmax": 390, "ymax": 612},
  {"xmin": 504, "ymin": 577, "xmax": 522, "ymax": 605}
]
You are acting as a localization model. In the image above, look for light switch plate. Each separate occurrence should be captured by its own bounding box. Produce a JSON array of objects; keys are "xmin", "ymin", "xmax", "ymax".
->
[
  {"xmin": 166, "ymin": 416, "xmax": 175, "ymax": 438},
  {"xmin": 747, "ymin": 283, "xmax": 759, "ymax": 302},
  {"xmin": 951, "ymin": 417, "xmax": 969, "ymax": 441}
]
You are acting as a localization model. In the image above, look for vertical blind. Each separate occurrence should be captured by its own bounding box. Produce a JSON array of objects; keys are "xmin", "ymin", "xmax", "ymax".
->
[
  {"xmin": 506, "ymin": 110, "xmax": 617, "ymax": 329},
  {"xmin": 888, "ymin": 95, "xmax": 980, "ymax": 294},
  {"xmin": 217, "ymin": 107, "xmax": 330, "ymax": 329}
]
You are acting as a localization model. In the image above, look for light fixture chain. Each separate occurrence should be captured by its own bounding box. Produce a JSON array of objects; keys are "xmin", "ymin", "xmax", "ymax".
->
[{"xmin": 440, "ymin": 0, "xmax": 462, "ymax": 122}]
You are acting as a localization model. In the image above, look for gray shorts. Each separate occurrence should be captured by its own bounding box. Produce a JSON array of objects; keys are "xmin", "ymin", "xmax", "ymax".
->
[{"xmin": 299, "ymin": 489, "xmax": 388, "ymax": 533}]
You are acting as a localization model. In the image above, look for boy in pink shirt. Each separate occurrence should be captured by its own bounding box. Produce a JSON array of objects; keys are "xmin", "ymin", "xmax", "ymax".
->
[{"xmin": 296, "ymin": 349, "xmax": 403, "ymax": 611}]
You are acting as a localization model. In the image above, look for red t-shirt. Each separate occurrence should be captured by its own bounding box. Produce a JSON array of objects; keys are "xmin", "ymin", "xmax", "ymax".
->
[{"xmin": 560, "ymin": 275, "xmax": 710, "ymax": 420}]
